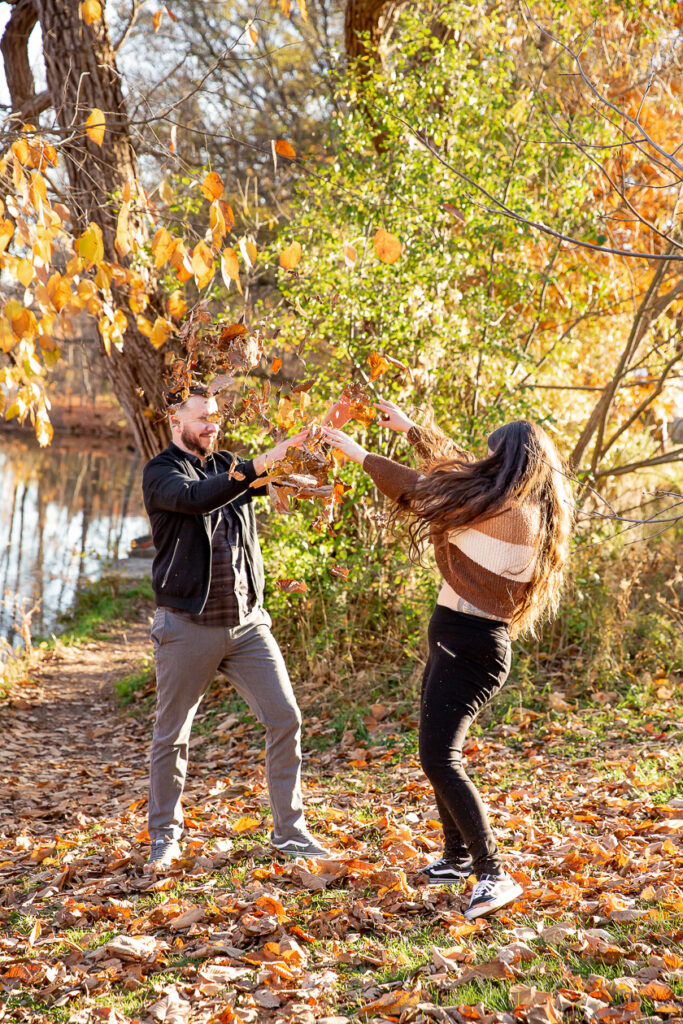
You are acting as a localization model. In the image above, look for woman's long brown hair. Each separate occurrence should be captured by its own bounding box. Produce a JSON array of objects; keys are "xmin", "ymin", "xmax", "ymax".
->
[{"xmin": 395, "ymin": 419, "xmax": 575, "ymax": 637}]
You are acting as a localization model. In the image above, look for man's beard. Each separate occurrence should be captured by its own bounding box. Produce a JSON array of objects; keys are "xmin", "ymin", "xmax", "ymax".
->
[{"xmin": 180, "ymin": 426, "xmax": 215, "ymax": 457}]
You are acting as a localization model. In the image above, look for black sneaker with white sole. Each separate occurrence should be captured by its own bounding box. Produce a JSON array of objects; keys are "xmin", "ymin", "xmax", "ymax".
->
[
  {"xmin": 420, "ymin": 855, "xmax": 473, "ymax": 884},
  {"xmin": 464, "ymin": 872, "xmax": 523, "ymax": 919}
]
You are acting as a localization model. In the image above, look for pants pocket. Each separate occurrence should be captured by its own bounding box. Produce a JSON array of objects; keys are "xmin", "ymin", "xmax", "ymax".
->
[{"xmin": 150, "ymin": 608, "xmax": 167, "ymax": 649}]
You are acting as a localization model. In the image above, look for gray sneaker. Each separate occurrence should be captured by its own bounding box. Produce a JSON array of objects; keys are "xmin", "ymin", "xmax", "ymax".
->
[
  {"xmin": 144, "ymin": 837, "xmax": 181, "ymax": 872},
  {"xmin": 270, "ymin": 833, "xmax": 329, "ymax": 859}
]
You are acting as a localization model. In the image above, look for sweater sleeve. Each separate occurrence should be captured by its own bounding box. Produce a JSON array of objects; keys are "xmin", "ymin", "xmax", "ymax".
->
[
  {"xmin": 143, "ymin": 457, "xmax": 258, "ymax": 515},
  {"xmin": 363, "ymin": 453, "xmax": 420, "ymax": 503}
]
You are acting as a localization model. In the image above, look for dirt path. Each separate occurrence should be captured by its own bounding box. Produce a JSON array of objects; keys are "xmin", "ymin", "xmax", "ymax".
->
[
  {"xmin": 1, "ymin": 620, "xmax": 682, "ymax": 1023},
  {"xmin": 1, "ymin": 622, "xmax": 152, "ymax": 844}
]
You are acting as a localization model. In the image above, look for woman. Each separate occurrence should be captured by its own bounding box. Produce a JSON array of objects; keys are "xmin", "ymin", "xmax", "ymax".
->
[{"xmin": 322, "ymin": 400, "xmax": 574, "ymax": 919}]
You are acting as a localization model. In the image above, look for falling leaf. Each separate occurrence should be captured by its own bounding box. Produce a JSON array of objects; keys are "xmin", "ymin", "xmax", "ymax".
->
[
  {"xmin": 279, "ymin": 241, "xmax": 302, "ymax": 270},
  {"xmin": 153, "ymin": 8, "xmax": 163, "ymax": 31},
  {"xmin": 329, "ymin": 564, "xmax": 349, "ymax": 580},
  {"xmin": 274, "ymin": 139, "xmax": 296, "ymax": 160},
  {"xmin": 85, "ymin": 108, "xmax": 106, "ymax": 147},
  {"xmin": 443, "ymin": 202, "xmax": 466, "ymax": 224},
  {"xmin": 373, "ymin": 227, "xmax": 402, "ymax": 264},
  {"xmin": 290, "ymin": 378, "xmax": 314, "ymax": 394},
  {"xmin": 246, "ymin": 19, "xmax": 258, "ymax": 45},
  {"xmin": 343, "ymin": 242, "xmax": 357, "ymax": 268},
  {"xmin": 270, "ymin": 357, "xmax": 282, "ymax": 374},
  {"xmin": 220, "ymin": 323, "xmax": 248, "ymax": 341},
  {"xmin": 80, "ymin": 0, "xmax": 102, "ymax": 25},
  {"xmin": 368, "ymin": 349, "xmax": 389, "ymax": 380},
  {"xmin": 277, "ymin": 578, "xmax": 308, "ymax": 594},
  {"xmin": 276, "ymin": 395, "xmax": 296, "ymax": 429},
  {"xmin": 343, "ymin": 381, "xmax": 376, "ymax": 426}
]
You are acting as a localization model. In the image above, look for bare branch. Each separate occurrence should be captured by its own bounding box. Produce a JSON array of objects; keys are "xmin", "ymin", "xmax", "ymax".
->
[
  {"xmin": 387, "ymin": 107, "xmax": 683, "ymax": 261},
  {"xmin": 594, "ymin": 447, "xmax": 683, "ymax": 480},
  {"xmin": 522, "ymin": 3, "xmax": 683, "ymax": 177},
  {"xmin": 599, "ymin": 349, "xmax": 683, "ymax": 458},
  {"xmin": 113, "ymin": 0, "xmax": 144, "ymax": 54}
]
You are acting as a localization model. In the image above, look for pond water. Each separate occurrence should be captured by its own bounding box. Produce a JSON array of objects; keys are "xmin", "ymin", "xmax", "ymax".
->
[{"xmin": 0, "ymin": 436, "xmax": 149, "ymax": 644}]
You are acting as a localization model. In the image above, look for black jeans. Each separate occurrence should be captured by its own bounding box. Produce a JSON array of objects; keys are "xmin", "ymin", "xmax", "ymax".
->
[{"xmin": 419, "ymin": 604, "xmax": 511, "ymax": 877}]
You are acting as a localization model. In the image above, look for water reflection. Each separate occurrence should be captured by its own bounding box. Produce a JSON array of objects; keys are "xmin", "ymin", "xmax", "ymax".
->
[{"xmin": 0, "ymin": 436, "xmax": 149, "ymax": 643}]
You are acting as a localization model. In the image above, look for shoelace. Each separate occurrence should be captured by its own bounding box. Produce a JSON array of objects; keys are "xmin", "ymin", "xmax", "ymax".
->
[{"xmin": 471, "ymin": 874, "xmax": 501, "ymax": 900}]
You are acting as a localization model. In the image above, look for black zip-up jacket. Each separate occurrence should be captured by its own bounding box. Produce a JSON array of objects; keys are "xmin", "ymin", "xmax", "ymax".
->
[{"xmin": 142, "ymin": 442, "xmax": 266, "ymax": 613}]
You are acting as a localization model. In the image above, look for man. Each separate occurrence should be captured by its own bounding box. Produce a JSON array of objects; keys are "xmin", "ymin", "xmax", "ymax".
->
[{"xmin": 142, "ymin": 386, "xmax": 326, "ymax": 869}]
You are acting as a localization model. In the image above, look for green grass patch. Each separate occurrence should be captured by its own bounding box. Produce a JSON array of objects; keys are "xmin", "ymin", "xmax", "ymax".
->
[
  {"xmin": 52, "ymin": 574, "xmax": 154, "ymax": 644},
  {"xmin": 115, "ymin": 654, "xmax": 156, "ymax": 706}
]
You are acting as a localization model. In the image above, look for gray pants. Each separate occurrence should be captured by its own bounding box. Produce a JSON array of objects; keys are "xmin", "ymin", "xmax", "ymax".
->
[{"xmin": 148, "ymin": 607, "xmax": 307, "ymax": 843}]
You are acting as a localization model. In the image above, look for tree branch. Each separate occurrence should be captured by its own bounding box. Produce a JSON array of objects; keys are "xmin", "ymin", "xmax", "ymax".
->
[
  {"xmin": 594, "ymin": 446, "xmax": 683, "ymax": 480},
  {"xmin": 570, "ymin": 254, "xmax": 675, "ymax": 468}
]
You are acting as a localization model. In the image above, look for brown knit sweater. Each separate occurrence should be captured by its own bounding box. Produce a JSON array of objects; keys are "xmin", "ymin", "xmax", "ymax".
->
[{"xmin": 363, "ymin": 427, "xmax": 541, "ymax": 622}]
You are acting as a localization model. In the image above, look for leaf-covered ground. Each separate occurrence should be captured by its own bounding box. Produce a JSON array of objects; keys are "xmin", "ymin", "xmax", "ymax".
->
[{"xmin": 1, "ymin": 601, "xmax": 682, "ymax": 1024}]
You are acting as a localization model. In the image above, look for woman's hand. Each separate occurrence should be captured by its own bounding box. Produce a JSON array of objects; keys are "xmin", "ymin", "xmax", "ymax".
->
[
  {"xmin": 320, "ymin": 426, "xmax": 369, "ymax": 465},
  {"xmin": 254, "ymin": 429, "xmax": 309, "ymax": 475},
  {"xmin": 376, "ymin": 397, "xmax": 416, "ymax": 434}
]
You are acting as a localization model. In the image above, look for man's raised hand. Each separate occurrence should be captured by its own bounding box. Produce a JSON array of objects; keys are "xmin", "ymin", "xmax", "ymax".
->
[{"xmin": 254, "ymin": 429, "xmax": 309, "ymax": 475}]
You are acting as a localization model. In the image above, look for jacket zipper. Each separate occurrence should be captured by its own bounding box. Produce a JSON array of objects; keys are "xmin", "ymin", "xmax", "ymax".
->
[
  {"xmin": 161, "ymin": 538, "xmax": 180, "ymax": 588},
  {"xmin": 437, "ymin": 640, "xmax": 457, "ymax": 659}
]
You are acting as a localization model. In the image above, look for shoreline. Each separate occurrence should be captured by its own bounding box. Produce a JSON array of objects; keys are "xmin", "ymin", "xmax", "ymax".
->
[{"xmin": 0, "ymin": 398, "xmax": 136, "ymax": 452}]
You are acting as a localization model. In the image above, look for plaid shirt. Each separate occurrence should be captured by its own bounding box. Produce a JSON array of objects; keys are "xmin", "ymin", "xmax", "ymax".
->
[{"xmin": 165, "ymin": 453, "xmax": 256, "ymax": 627}]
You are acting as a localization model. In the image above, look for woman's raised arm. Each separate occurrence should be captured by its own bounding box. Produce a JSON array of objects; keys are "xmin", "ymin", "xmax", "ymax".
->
[
  {"xmin": 320, "ymin": 425, "xmax": 420, "ymax": 503},
  {"xmin": 376, "ymin": 398, "xmax": 471, "ymax": 464}
]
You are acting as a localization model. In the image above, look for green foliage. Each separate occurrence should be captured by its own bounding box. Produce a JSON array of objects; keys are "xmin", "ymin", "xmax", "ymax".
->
[
  {"xmin": 264, "ymin": 4, "xmax": 613, "ymax": 443},
  {"xmin": 199, "ymin": 4, "xmax": 683, "ymax": 682},
  {"xmin": 53, "ymin": 575, "xmax": 154, "ymax": 644}
]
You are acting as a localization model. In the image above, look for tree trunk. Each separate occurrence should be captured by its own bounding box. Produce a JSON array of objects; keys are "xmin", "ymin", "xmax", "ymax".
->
[
  {"xmin": 32, "ymin": 0, "xmax": 169, "ymax": 458},
  {"xmin": 345, "ymin": 0, "xmax": 398, "ymax": 60}
]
